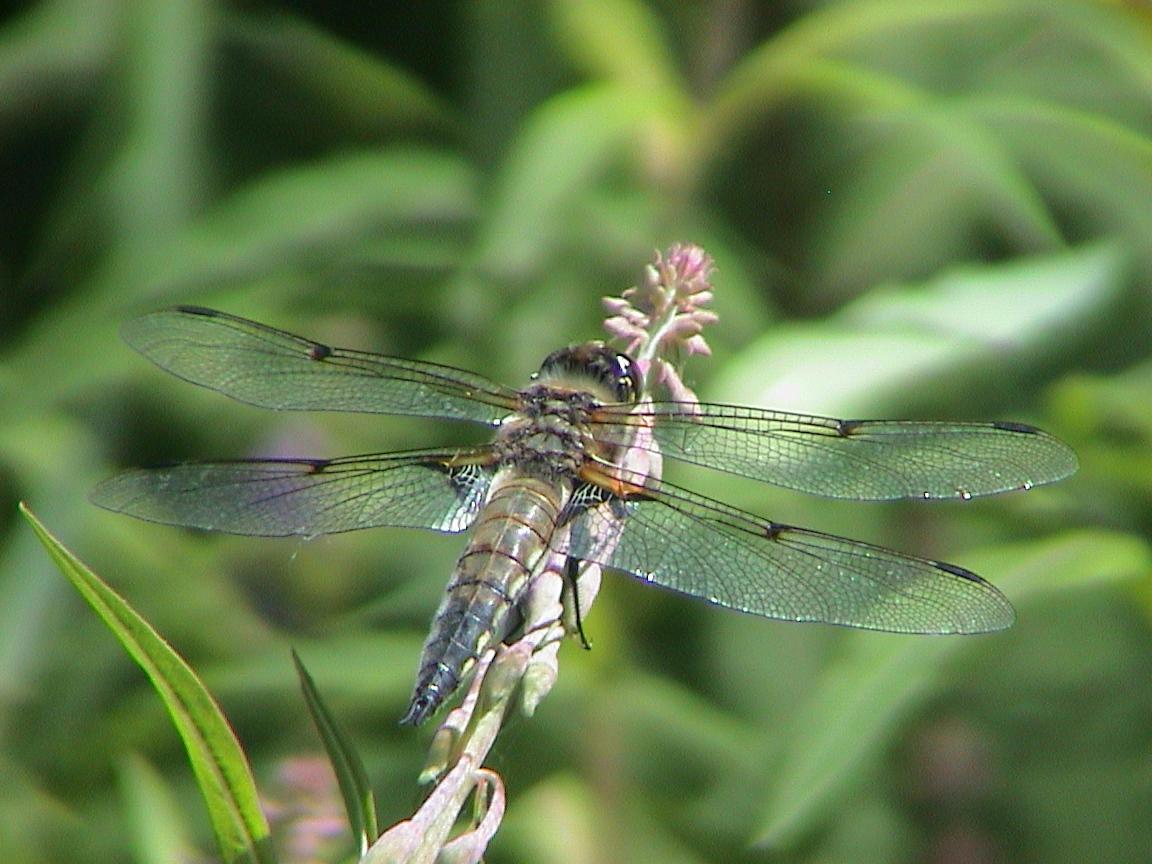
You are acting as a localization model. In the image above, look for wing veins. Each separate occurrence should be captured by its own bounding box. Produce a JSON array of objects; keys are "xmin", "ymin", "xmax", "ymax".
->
[
  {"xmin": 592, "ymin": 401, "xmax": 1076, "ymax": 500},
  {"xmin": 578, "ymin": 475, "xmax": 1013, "ymax": 633},
  {"xmin": 92, "ymin": 449, "xmax": 493, "ymax": 536},
  {"xmin": 124, "ymin": 307, "xmax": 519, "ymax": 422}
]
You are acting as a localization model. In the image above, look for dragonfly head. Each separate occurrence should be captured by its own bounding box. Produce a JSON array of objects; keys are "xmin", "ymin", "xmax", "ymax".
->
[{"xmin": 535, "ymin": 342, "xmax": 641, "ymax": 405}]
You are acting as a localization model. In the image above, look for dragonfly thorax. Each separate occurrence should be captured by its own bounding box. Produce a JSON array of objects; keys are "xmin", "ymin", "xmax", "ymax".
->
[{"xmin": 493, "ymin": 387, "xmax": 600, "ymax": 478}]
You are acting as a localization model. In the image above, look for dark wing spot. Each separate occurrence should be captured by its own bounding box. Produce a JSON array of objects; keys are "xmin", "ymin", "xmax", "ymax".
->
[
  {"xmin": 932, "ymin": 559, "xmax": 984, "ymax": 583},
  {"xmin": 304, "ymin": 458, "xmax": 333, "ymax": 473},
  {"xmin": 172, "ymin": 304, "xmax": 218, "ymax": 317},
  {"xmin": 992, "ymin": 420, "xmax": 1041, "ymax": 435},
  {"xmin": 308, "ymin": 342, "xmax": 333, "ymax": 361},
  {"xmin": 836, "ymin": 419, "xmax": 863, "ymax": 436}
]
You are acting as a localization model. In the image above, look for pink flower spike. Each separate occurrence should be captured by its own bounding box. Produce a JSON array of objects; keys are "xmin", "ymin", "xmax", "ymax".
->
[
  {"xmin": 602, "ymin": 243, "xmax": 718, "ymax": 396},
  {"xmin": 665, "ymin": 317, "xmax": 704, "ymax": 339},
  {"xmin": 603, "ymin": 315, "xmax": 647, "ymax": 344},
  {"xmin": 601, "ymin": 297, "xmax": 631, "ymax": 314},
  {"xmin": 683, "ymin": 334, "xmax": 712, "ymax": 356},
  {"xmin": 692, "ymin": 309, "xmax": 719, "ymax": 326}
]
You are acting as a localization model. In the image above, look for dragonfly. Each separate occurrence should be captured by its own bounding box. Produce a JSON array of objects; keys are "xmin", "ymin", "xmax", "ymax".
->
[{"xmin": 91, "ymin": 306, "xmax": 1078, "ymax": 725}]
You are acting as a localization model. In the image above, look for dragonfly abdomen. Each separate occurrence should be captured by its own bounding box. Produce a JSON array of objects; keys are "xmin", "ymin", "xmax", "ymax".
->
[{"xmin": 401, "ymin": 472, "xmax": 570, "ymax": 725}]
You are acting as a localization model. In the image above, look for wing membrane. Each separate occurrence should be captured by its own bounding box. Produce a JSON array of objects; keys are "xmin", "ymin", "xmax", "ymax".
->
[
  {"xmin": 569, "ymin": 478, "xmax": 1014, "ymax": 634},
  {"xmin": 121, "ymin": 306, "xmax": 517, "ymax": 424},
  {"xmin": 90, "ymin": 450, "xmax": 494, "ymax": 537},
  {"xmin": 594, "ymin": 402, "xmax": 1078, "ymax": 501}
]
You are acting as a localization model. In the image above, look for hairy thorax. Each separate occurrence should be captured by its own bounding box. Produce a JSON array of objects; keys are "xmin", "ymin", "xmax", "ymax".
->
[{"xmin": 491, "ymin": 384, "xmax": 606, "ymax": 480}]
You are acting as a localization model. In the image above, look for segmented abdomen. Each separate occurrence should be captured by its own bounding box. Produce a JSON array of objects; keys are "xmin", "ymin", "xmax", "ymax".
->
[{"xmin": 400, "ymin": 471, "xmax": 569, "ymax": 725}]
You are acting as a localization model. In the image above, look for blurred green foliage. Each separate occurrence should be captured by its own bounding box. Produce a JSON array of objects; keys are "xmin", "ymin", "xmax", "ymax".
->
[{"xmin": 2, "ymin": 1, "xmax": 1151, "ymax": 862}]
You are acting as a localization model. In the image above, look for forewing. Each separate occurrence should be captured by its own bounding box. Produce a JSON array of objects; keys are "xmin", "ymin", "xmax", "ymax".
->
[
  {"xmin": 121, "ymin": 306, "xmax": 517, "ymax": 424},
  {"xmin": 90, "ymin": 450, "xmax": 494, "ymax": 537},
  {"xmin": 568, "ymin": 478, "xmax": 1014, "ymax": 634},
  {"xmin": 594, "ymin": 402, "xmax": 1078, "ymax": 501}
]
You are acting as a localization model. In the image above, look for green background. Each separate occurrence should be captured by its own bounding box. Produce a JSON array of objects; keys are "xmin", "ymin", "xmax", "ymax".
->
[{"xmin": 2, "ymin": 1, "xmax": 1151, "ymax": 862}]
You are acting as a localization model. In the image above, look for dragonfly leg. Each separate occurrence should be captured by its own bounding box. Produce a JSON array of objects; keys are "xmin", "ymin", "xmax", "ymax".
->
[{"xmin": 564, "ymin": 557, "xmax": 593, "ymax": 651}]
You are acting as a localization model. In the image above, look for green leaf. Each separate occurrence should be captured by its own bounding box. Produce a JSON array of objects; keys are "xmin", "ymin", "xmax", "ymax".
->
[
  {"xmin": 476, "ymin": 85, "xmax": 652, "ymax": 278},
  {"xmin": 224, "ymin": 12, "xmax": 456, "ymax": 136},
  {"xmin": 970, "ymin": 528, "xmax": 1152, "ymax": 601},
  {"xmin": 119, "ymin": 753, "xmax": 201, "ymax": 864},
  {"xmin": 19, "ymin": 503, "xmax": 276, "ymax": 864},
  {"xmin": 292, "ymin": 649, "xmax": 379, "ymax": 857},
  {"xmin": 107, "ymin": 0, "xmax": 213, "ymax": 246},
  {"xmin": 712, "ymin": 245, "xmax": 1124, "ymax": 416},
  {"xmin": 548, "ymin": 0, "xmax": 683, "ymax": 96},
  {"xmin": 979, "ymin": 96, "xmax": 1152, "ymax": 251},
  {"xmin": 2, "ymin": 148, "xmax": 479, "ymax": 411},
  {"xmin": 116, "ymin": 149, "xmax": 478, "ymax": 304},
  {"xmin": 753, "ymin": 529, "xmax": 1151, "ymax": 850}
]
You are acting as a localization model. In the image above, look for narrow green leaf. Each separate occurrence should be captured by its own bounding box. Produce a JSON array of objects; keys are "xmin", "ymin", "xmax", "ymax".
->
[
  {"xmin": 292, "ymin": 650, "xmax": 379, "ymax": 857},
  {"xmin": 19, "ymin": 503, "xmax": 276, "ymax": 864}
]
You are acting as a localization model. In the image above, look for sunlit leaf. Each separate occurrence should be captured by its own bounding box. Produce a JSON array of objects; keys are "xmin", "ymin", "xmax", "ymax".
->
[
  {"xmin": 20, "ymin": 503, "xmax": 275, "ymax": 864},
  {"xmin": 713, "ymin": 245, "xmax": 1124, "ymax": 415}
]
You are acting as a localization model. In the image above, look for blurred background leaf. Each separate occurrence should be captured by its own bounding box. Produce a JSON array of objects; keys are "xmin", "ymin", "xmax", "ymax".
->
[{"xmin": 2, "ymin": 1, "xmax": 1150, "ymax": 862}]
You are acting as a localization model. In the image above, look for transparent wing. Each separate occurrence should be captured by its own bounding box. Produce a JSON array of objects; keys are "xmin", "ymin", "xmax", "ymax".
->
[
  {"xmin": 593, "ymin": 402, "xmax": 1078, "ymax": 501},
  {"xmin": 569, "ymin": 478, "xmax": 1014, "ymax": 634},
  {"xmin": 121, "ymin": 306, "xmax": 518, "ymax": 424},
  {"xmin": 90, "ymin": 449, "xmax": 495, "ymax": 537}
]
